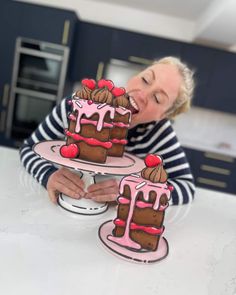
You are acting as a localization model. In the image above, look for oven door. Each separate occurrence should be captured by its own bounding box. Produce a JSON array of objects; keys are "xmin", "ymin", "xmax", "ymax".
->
[
  {"xmin": 17, "ymin": 51, "xmax": 62, "ymax": 95},
  {"xmin": 11, "ymin": 89, "xmax": 55, "ymax": 141}
]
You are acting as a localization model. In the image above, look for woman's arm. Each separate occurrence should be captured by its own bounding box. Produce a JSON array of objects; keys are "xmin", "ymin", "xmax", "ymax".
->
[
  {"xmin": 126, "ymin": 119, "xmax": 196, "ymax": 205},
  {"xmin": 19, "ymin": 97, "xmax": 85, "ymax": 202},
  {"xmin": 19, "ymin": 98, "xmax": 68, "ymax": 187}
]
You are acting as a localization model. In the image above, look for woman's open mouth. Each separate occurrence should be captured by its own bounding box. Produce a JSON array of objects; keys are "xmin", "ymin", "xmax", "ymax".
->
[{"xmin": 128, "ymin": 96, "xmax": 139, "ymax": 115}]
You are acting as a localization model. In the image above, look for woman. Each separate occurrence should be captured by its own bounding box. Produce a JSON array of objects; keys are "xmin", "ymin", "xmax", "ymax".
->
[{"xmin": 20, "ymin": 56, "xmax": 195, "ymax": 205}]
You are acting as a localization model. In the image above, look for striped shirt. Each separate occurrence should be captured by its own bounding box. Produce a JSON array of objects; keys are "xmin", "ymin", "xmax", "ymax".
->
[{"xmin": 19, "ymin": 97, "xmax": 195, "ymax": 205}]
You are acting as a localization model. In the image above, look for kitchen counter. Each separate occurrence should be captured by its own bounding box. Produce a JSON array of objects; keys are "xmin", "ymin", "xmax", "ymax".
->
[
  {"xmin": 174, "ymin": 106, "xmax": 236, "ymax": 157},
  {"xmin": 0, "ymin": 146, "xmax": 236, "ymax": 295}
]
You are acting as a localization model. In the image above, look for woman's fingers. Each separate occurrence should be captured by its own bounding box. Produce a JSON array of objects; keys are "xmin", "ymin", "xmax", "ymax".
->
[
  {"xmin": 86, "ymin": 186, "xmax": 118, "ymax": 198},
  {"xmin": 86, "ymin": 179, "xmax": 119, "ymax": 202},
  {"xmin": 47, "ymin": 168, "xmax": 86, "ymax": 203},
  {"xmin": 87, "ymin": 179, "xmax": 118, "ymax": 193},
  {"xmin": 56, "ymin": 173, "xmax": 85, "ymax": 197},
  {"xmin": 48, "ymin": 189, "xmax": 59, "ymax": 204},
  {"xmin": 91, "ymin": 193, "xmax": 117, "ymax": 203},
  {"xmin": 55, "ymin": 181, "xmax": 84, "ymax": 199},
  {"xmin": 61, "ymin": 167, "xmax": 85, "ymax": 189}
]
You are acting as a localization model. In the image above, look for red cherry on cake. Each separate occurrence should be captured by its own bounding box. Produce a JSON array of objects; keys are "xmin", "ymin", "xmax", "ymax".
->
[
  {"xmin": 60, "ymin": 144, "xmax": 79, "ymax": 158},
  {"xmin": 98, "ymin": 79, "xmax": 114, "ymax": 91},
  {"xmin": 87, "ymin": 100, "xmax": 93, "ymax": 105},
  {"xmin": 144, "ymin": 154, "xmax": 162, "ymax": 167},
  {"xmin": 112, "ymin": 87, "xmax": 126, "ymax": 97},
  {"xmin": 81, "ymin": 78, "xmax": 96, "ymax": 90},
  {"xmin": 168, "ymin": 184, "xmax": 174, "ymax": 192}
]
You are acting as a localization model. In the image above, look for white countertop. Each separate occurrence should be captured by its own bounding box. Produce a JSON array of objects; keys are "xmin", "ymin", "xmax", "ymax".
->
[
  {"xmin": 173, "ymin": 107, "xmax": 236, "ymax": 157},
  {"xmin": 0, "ymin": 146, "xmax": 236, "ymax": 295}
]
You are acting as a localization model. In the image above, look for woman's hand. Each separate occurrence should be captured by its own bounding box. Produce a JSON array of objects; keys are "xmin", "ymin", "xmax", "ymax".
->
[
  {"xmin": 47, "ymin": 167, "xmax": 85, "ymax": 203},
  {"xmin": 86, "ymin": 179, "xmax": 119, "ymax": 203}
]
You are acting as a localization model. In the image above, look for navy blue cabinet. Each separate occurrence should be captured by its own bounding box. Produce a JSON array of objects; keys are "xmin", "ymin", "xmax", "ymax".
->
[
  {"xmin": 206, "ymin": 51, "xmax": 236, "ymax": 114},
  {"xmin": 184, "ymin": 147, "xmax": 235, "ymax": 194},
  {"xmin": 12, "ymin": 2, "xmax": 77, "ymax": 46},
  {"xmin": 180, "ymin": 44, "xmax": 218, "ymax": 107},
  {"xmin": 0, "ymin": 1, "xmax": 78, "ymax": 147},
  {"xmin": 111, "ymin": 29, "xmax": 182, "ymax": 63},
  {"xmin": 71, "ymin": 22, "xmax": 113, "ymax": 81}
]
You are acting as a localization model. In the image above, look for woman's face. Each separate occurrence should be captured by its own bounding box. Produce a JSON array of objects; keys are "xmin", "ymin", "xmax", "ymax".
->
[{"xmin": 126, "ymin": 63, "xmax": 182, "ymax": 128}]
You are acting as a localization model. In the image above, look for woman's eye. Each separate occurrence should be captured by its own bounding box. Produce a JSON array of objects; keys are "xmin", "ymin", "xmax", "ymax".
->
[
  {"xmin": 154, "ymin": 94, "xmax": 160, "ymax": 104},
  {"xmin": 142, "ymin": 77, "xmax": 149, "ymax": 84}
]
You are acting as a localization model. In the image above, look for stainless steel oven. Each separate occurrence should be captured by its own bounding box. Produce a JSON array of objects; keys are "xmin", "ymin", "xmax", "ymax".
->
[{"xmin": 6, "ymin": 37, "xmax": 69, "ymax": 143}]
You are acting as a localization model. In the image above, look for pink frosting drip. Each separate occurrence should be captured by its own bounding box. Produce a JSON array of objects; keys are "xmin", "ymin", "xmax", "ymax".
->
[
  {"xmin": 113, "ymin": 122, "xmax": 130, "ymax": 128},
  {"xmin": 115, "ymin": 107, "xmax": 131, "ymax": 124},
  {"xmin": 117, "ymin": 196, "xmax": 168, "ymax": 211},
  {"xmin": 81, "ymin": 118, "xmax": 113, "ymax": 128},
  {"xmin": 108, "ymin": 175, "xmax": 171, "ymax": 250},
  {"xmin": 72, "ymin": 99, "xmax": 115, "ymax": 133},
  {"xmin": 68, "ymin": 113, "xmax": 76, "ymax": 121},
  {"xmin": 111, "ymin": 139, "xmax": 127, "ymax": 145}
]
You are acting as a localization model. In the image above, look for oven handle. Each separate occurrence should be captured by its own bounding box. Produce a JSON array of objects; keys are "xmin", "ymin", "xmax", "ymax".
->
[{"xmin": 14, "ymin": 87, "xmax": 57, "ymax": 101}]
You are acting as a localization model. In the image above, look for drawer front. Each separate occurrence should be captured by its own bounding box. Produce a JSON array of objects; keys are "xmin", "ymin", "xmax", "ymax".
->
[{"xmin": 183, "ymin": 147, "xmax": 235, "ymax": 194}]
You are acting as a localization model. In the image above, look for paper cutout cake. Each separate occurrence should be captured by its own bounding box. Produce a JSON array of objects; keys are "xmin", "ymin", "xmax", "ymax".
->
[
  {"xmin": 99, "ymin": 154, "xmax": 174, "ymax": 263},
  {"xmin": 60, "ymin": 78, "xmax": 131, "ymax": 163}
]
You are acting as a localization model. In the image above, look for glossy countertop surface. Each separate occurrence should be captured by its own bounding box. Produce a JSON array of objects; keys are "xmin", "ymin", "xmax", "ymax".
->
[
  {"xmin": 0, "ymin": 146, "xmax": 236, "ymax": 295},
  {"xmin": 174, "ymin": 107, "xmax": 236, "ymax": 157}
]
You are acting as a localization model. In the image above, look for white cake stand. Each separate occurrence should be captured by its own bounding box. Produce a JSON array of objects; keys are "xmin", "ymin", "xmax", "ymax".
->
[{"xmin": 33, "ymin": 140, "xmax": 145, "ymax": 215}]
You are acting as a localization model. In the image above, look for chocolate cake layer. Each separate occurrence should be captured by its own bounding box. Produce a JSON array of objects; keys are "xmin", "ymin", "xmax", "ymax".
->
[
  {"xmin": 114, "ymin": 227, "xmax": 160, "ymax": 251},
  {"xmin": 117, "ymin": 204, "xmax": 165, "ymax": 226},
  {"xmin": 66, "ymin": 112, "xmax": 113, "ymax": 163},
  {"xmin": 78, "ymin": 142, "xmax": 107, "ymax": 163},
  {"xmin": 108, "ymin": 111, "xmax": 130, "ymax": 157}
]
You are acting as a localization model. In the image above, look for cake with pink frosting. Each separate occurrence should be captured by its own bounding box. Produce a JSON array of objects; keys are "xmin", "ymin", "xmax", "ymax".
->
[
  {"xmin": 108, "ymin": 154, "xmax": 173, "ymax": 251},
  {"xmin": 59, "ymin": 79, "xmax": 131, "ymax": 163}
]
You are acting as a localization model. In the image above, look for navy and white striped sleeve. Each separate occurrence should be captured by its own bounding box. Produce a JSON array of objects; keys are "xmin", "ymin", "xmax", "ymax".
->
[
  {"xmin": 126, "ymin": 119, "xmax": 196, "ymax": 205},
  {"xmin": 19, "ymin": 98, "xmax": 69, "ymax": 188}
]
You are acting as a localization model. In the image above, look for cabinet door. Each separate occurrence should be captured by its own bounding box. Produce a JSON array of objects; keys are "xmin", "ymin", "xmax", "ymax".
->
[
  {"xmin": 71, "ymin": 22, "xmax": 113, "ymax": 81},
  {"xmin": 0, "ymin": 2, "xmax": 18, "ymax": 131},
  {"xmin": 183, "ymin": 146, "xmax": 235, "ymax": 194},
  {"xmin": 181, "ymin": 44, "xmax": 218, "ymax": 107},
  {"xmin": 206, "ymin": 51, "xmax": 236, "ymax": 114},
  {"xmin": 14, "ymin": 2, "xmax": 77, "ymax": 46},
  {"xmin": 0, "ymin": 1, "xmax": 77, "ymax": 93},
  {"xmin": 111, "ymin": 29, "xmax": 182, "ymax": 64}
]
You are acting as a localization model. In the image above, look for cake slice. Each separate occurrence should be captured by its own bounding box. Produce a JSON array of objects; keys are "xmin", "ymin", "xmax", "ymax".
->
[
  {"xmin": 61, "ymin": 79, "xmax": 115, "ymax": 163},
  {"xmin": 108, "ymin": 154, "xmax": 174, "ymax": 251}
]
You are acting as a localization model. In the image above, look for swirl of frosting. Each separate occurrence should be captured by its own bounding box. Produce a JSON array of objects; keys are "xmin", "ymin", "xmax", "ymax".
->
[
  {"xmin": 91, "ymin": 88, "xmax": 113, "ymax": 105},
  {"xmin": 113, "ymin": 95, "xmax": 130, "ymax": 108},
  {"xmin": 141, "ymin": 165, "xmax": 167, "ymax": 183},
  {"xmin": 75, "ymin": 86, "xmax": 92, "ymax": 100}
]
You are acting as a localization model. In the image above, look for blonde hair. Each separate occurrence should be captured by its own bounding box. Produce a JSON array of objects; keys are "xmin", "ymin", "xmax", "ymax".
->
[{"xmin": 154, "ymin": 56, "xmax": 195, "ymax": 119}]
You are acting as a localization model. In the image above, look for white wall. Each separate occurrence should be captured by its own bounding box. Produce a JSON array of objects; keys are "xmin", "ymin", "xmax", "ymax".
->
[{"xmin": 18, "ymin": 0, "xmax": 195, "ymax": 43}]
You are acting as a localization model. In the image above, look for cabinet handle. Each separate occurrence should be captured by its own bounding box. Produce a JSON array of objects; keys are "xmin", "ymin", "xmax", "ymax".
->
[
  {"xmin": 2, "ymin": 84, "xmax": 10, "ymax": 107},
  {"xmin": 128, "ymin": 56, "xmax": 153, "ymax": 65},
  {"xmin": 0, "ymin": 110, "xmax": 6, "ymax": 132},
  {"xmin": 204, "ymin": 152, "xmax": 234, "ymax": 163},
  {"xmin": 96, "ymin": 62, "xmax": 104, "ymax": 80},
  {"xmin": 197, "ymin": 177, "xmax": 227, "ymax": 188},
  {"xmin": 200, "ymin": 164, "xmax": 231, "ymax": 176},
  {"xmin": 62, "ymin": 20, "xmax": 70, "ymax": 45}
]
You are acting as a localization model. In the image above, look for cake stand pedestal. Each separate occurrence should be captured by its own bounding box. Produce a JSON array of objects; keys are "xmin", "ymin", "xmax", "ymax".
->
[{"xmin": 34, "ymin": 140, "xmax": 145, "ymax": 215}]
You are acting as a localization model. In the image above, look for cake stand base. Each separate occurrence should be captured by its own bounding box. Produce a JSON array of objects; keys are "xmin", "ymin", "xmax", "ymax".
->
[
  {"xmin": 33, "ymin": 140, "xmax": 144, "ymax": 216},
  {"xmin": 58, "ymin": 193, "xmax": 108, "ymax": 215},
  {"xmin": 99, "ymin": 220, "xmax": 169, "ymax": 264}
]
